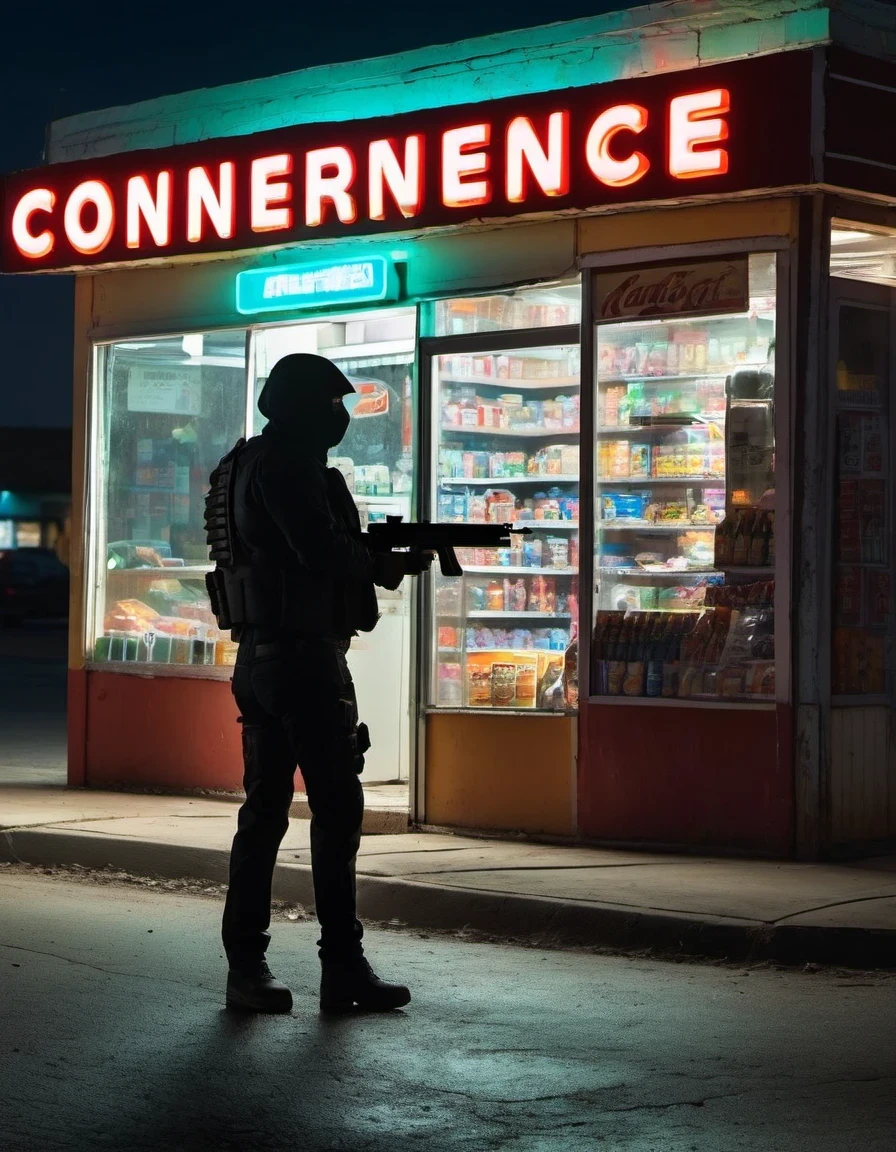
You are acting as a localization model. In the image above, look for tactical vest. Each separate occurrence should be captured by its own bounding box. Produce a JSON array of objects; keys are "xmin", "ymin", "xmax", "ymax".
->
[{"xmin": 203, "ymin": 438, "xmax": 277, "ymax": 633}]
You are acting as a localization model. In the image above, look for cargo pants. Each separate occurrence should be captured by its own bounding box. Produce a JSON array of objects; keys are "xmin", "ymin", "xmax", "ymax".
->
[{"xmin": 222, "ymin": 627, "xmax": 369, "ymax": 967}]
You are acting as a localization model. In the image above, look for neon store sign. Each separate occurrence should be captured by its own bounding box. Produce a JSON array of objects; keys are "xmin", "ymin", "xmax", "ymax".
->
[{"xmin": 1, "ymin": 53, "xmax": 811, "ymax": 272}]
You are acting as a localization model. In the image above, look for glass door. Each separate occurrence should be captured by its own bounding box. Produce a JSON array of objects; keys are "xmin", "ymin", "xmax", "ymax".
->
[
  {"xmin": 591, "ymin": 254, "xmax": 779, "ymax": 702},
  {"xmin": 252, "ymin": 308, "xmax": 418, "ymax": 783},
  {"xmin": 427, "ymin": 328, "xmax": 581, "ymax": 710}
]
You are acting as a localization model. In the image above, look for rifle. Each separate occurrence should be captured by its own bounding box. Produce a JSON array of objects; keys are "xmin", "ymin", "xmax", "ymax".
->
[{"xmin": 367, "ymin": 516, "xmax": 533, "ymax": 577}]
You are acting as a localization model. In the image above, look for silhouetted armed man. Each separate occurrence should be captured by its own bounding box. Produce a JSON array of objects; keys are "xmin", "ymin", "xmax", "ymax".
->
[{"xmin": 206, "ymin": 353, "xmax": 430, "ymax": 1014}]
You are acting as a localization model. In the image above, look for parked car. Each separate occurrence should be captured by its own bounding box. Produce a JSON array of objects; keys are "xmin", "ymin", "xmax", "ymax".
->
[{"xmin": 0, "ymin": 548, "xmax": 69, "ymax": 625}]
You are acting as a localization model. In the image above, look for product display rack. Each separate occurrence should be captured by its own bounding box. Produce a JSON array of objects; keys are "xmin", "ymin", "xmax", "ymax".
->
[
  {"xmin": 431, "ymin": 336, "xmax": 581, "ymax": 711},
  {"xmin": 592, "ymin": 273, "xmax": 778, "ymax": 703}
]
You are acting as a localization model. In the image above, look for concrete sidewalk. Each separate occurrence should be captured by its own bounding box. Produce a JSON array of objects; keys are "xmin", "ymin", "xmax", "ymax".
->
[{"xmin": 2, "ymin": 784, "xmax": 895, "ymax": 968}]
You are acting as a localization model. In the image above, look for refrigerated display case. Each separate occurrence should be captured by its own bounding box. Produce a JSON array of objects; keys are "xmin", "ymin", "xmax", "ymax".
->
[
  {"xmin": 591, "ymin": 254, "xmax": 777, "ymax": 703},
  {"xmin": 251, "ymin": 309, "xmax": 418, "ymax": 783},
  {"xmin": 428, "ymin": 299, "xmax": 581, "ymax": 711}
]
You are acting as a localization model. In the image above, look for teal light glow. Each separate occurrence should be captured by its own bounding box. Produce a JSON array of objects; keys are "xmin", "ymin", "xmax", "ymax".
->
[{"xmin": 236, "ymin": 256, "xmax": 400, "ymax": 314}]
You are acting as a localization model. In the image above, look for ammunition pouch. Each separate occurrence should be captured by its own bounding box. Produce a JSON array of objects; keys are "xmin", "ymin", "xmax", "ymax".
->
[{"xmin": 205, "ymin": 563, "xmax": 287, "ymax": 631}]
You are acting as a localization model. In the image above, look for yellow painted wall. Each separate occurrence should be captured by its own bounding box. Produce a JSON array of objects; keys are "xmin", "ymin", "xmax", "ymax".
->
[
  {"xmin": 424, "ymin": 713, "xmax": 575, "ymax": 835},
  {"xmin": 577, "ymin": 197, "xmax": 797, "ymax": 254}
]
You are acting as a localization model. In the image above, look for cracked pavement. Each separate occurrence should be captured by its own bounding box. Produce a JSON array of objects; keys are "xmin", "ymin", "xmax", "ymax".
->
[{"xmin": 2, "ymin": 869, "xmax": 895, "ymax": 1152}]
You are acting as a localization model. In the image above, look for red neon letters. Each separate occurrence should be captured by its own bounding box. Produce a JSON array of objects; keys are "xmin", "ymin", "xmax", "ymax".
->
[{"xmin": 8, "ymin": 88, "xmax": 731, "ymax": 263}]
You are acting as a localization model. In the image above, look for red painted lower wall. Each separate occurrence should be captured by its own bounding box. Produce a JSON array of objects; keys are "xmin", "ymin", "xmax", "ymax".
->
[
  {"xmin": 579, "ymin": 701, "xmax": 794, "ymax": 856},
  {"xmin": 74, "ymin": 670, "xmax": 248, "ymax": 792}
]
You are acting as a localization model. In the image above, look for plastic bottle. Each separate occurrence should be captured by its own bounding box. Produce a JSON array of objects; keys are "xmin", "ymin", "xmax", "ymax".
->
[{"xmin": 563, "ymin": 627, "xmax": 578, "ymax": 709}]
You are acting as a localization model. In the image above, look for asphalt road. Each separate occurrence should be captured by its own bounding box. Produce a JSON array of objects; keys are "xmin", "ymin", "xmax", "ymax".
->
[
  {"xmin": 1, "ymin": 868, "xmax": 894, "ymax": 1152},
  {"xmin": 0, "ymin": 620, "xmax": 67, "ymax": 785}
]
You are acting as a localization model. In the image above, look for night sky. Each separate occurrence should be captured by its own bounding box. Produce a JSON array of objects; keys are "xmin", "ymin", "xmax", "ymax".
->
[{"xmin": 1, "ymin": 0, "xmax": 637, "ymax": 428}]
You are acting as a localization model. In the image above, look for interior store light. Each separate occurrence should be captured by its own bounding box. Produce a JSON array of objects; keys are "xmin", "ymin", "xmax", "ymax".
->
[
  {"xmin": 830, "ymin": 228, "xmax": 876, "ymax": 245},
  {"xmin": 182, "ymin": 334, "xmax": 204, "ymax": 357}
]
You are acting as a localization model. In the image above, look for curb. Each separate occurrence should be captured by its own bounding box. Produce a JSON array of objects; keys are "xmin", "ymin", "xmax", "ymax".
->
[{"xmin": 2, "ymin": 827, "xmax": 894, "ymax": 969}]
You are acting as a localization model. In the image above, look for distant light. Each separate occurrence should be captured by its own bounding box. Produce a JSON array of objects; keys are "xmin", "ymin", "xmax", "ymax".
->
[{"xmin": 182, "ymin": 334, "xmax": 204, "ymax": 357}]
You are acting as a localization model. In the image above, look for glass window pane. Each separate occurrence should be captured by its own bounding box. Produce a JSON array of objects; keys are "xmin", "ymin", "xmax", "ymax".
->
[
  {"xmin": 430, "ymin": 342, "xmax": 580, "ymax": 711},
  {"xmin": 832, "ymin": 303, "xmax": 890, "ymax": 696},
  {"xmin": 592, "ymin": 253, "xmax": 777, "ymax": 703},
  {"xmin": 251, "ymin": 308, "xmax": 417, "ymax": 506},
  {"xmin": 92, "ymin": 330, "xmax": 247, "ymax": 666},
  {"xmin": 434, "ymin": 280, "xmax": 580, "ymax": 336},
  {"xmin": 830, "ymin": 221, "xmax": 896, "ymax": 288}
]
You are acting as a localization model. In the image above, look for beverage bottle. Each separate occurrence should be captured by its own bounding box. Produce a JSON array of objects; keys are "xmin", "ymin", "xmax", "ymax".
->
[
  {"xmin": 624, "ymin": 612, "xmax": 647, "ymax": 696},
  {"xmin": 661, "ymin": 613, "xmax": 684, "ymax": 698},
  {"xmin": 487, "ymin": 580, "xmax": 504, "ymax": 611},
  {"xmin": 731, "ymin": 510, "xmax": 752, "ymax": 566},
  {"xmin": 766, "ymin": 512, "xmax": 776, "ymax": 566},
  {"xmin": 591, "ymin": 613, "xmax": 608, "ymax": 694},
  {"xmin": 713, "ymin": 511, "xmax": 733, "ymax": 567},
  {"xmin": 563, "ymin": 622, "xmax": 579, "ymax": 709},
  {"xmin": 608, "ymin": 613, "xmax": 629, "ymax": 695},
  {"xmin": 645, "ymin": 613, "xmax": 665, "ymax": 697},
  {"xmin": 748, "ymin": 511, "xmax": 768, "ymax": 567}
]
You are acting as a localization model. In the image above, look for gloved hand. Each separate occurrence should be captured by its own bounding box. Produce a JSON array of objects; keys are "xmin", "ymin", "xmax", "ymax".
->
[{"xmin": 373, "ymin": 550, "xmax": 434, "ymax": 590}]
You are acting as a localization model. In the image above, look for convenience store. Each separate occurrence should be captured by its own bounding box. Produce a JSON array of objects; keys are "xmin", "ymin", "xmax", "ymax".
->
[{"xmin": 4, "ymin": 0, "xmax": 896, "ymax": 858}]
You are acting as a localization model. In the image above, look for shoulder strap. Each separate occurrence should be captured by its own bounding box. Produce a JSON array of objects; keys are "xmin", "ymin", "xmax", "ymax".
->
[{"xmin": 204, "ymin": 438, "xmax": 247, "ymax": 568}]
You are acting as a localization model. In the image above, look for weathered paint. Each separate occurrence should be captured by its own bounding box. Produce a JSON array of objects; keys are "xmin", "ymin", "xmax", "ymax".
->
[
  {"xmin": 579, "ymin": 701, "xmax": 794, "ymax": 855},
  {"xmin": 830, "ymin": 707, "xmax": 894, "ymax": 843},
  {"xmin": 44, "ymin": 0, "xmax": 849, "ymax": 164}
]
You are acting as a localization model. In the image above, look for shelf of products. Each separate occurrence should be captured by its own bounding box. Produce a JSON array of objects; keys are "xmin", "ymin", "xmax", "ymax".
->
[
  {"xmin": 440, "ymin": 374, "xmax": 580, "ymax": 391},
  {"xmin": 440, "ymin": 475, "xmax": 579, "ymax": 485},
  {"xmin": 591, "ymin": 253, "xmax": 778, "ymax": 701},
  {"xmin": 442, "ymin": 425, "xmax": 580, "ymax": 438},
  {"xmin": 432, "ymin": 341, "xmax": 581, "ymax": 711},
  {"xmin": 591, "ymin": 580, "xmax": 775, "ymax": 701}
]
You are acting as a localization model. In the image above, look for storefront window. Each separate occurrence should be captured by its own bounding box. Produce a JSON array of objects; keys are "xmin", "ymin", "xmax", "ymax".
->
[
  {"xmin": 252, "ymin": 308, "xmax": 417, "ymax": 519},
  {"xmin": 91, "ymin": 331, "xmax": 247, "ymax": 666},
  {"xmin": 428, "ymin": 281, "xmax": 581, "ymax": 711},
  {"xmin": 591, "ymin": 253, "xmax": 777, "ymax": 703},
  {"xmin": 435, "ymin": 281, "xmax": 581, "ymax": 336}
]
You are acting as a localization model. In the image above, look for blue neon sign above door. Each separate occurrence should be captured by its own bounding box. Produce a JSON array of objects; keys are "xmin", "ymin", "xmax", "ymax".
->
[{"xmin": 236, "ymin": 256, "xmax": 399, "ymax": 314}]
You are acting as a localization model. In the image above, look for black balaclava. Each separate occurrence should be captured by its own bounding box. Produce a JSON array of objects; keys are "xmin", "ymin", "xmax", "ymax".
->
[{"xmin": 257, "ymin": 353, "xmax": 354, "ymax": 455}]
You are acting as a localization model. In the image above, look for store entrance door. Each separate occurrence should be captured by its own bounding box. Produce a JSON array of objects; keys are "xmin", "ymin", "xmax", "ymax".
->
[
  {"xmin": 252, "ymin": 308, "xmax": 418, "ymax": 784},
  {"xmin": 827, "ymin": 274, "xmax": 896, "ymax": 846}
]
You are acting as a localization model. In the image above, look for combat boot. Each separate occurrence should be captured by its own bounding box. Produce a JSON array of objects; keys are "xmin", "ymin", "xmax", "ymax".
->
[
  {"xmin": 320, "ymin": 955, "xmax": 411, "ymax": 1013},
  {"xmin": 226, "ymin": 959, "xmax": 293, "ymax": 1013}
]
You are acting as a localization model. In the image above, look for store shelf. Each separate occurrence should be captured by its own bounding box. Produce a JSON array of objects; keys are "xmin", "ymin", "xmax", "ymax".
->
[
  {"xmin": 599, "ymin": 566, "xmax": 716, "ymax": 577},
  {"xmin": 439, "ymin": 475, "xmax": 579, "ymax": 486},
  {"xmin": 597, "ymin": 417, "xmax": 724, "ymax": 434},
  {"xmin": 597, "ymin": 476, "xmax": 724, "ymax": 485},
  {"xmin": 127, "ymin": 485, "xmax": 183, "ymax": 494},
  {"xmin": 598, "ymin": 373, "xmax": 727, "ymax": 384},
  {"xmin": 441, "ymin": 425, "xmax": 579, "ymax": 438},
  {"xmin": 598, "ymin": 521, "xmax": 717, "ymax": 533},
  {"xmin": 462, "ymin": 648, "xmax": 568, "ymax": 654},
  {"xmin": 439, "ymin": 374, "xmax": 580, "ymax": 391},
  {"xmin": 717, "ymin": 566, "xmax": 775, "ymax": 577},
  {"xmin": 461, "ymin": 566, "xmax": 578, "ymax": 575},
  {"xmin": 108, "ymin": 565, "xmax": 212, "ymax": 577},
  {"xmin": 437, "ymin": 517, "xmax": 580, "ymax": 530},
  {"xmin": 463, "ymin": 610, "xmax": 572, "ymax": 619}
]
